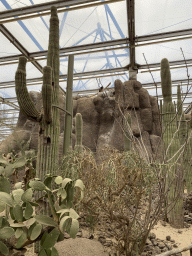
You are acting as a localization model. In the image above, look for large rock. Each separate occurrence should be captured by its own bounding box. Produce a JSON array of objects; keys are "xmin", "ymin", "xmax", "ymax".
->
[{"xmin": 54, "ymin": 238, "xmax": 108, "ymax": 256}]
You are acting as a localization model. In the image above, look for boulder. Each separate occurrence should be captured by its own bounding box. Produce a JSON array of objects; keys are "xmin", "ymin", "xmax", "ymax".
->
[{"xmin": 54, "ymin": 238, "xmax": 108, "ymax": 256}]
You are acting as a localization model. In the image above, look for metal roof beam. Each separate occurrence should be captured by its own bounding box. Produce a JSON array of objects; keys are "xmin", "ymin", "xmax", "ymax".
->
[
  {"xmin": 0, "ymin": 38, "xmax": 128, "ymax": 64},
  {"xmin": 0, "ymin": 0, "xmax": 123, "ymax": 23},
  {"xmin": 140, "ymin": 59, "xmax": 192, "ymax": 70},
  {"xmin": 137, "ymin": 28, "xmax": 192, "ymax": 43},
  {"xmin": 0, "ymin": 24, "xmax": 43, "ymax": 72},
  {"xmin": 0, "ymin": 66, "xmax": 129, "ymax": 87},
  {"xmin": 1, "ymin": 28, "xmax": 191, "ymax": 64},
  {"xmin": 126, "ymin": 0, "xmax": 136, "ymax": 70},
  {"xmin": 0, "ymin": 97, "xmax": 20, "ymax": 110},
  {"xmin": 142, "ymin": 79, "xmax": 192, "ymax": 88}
]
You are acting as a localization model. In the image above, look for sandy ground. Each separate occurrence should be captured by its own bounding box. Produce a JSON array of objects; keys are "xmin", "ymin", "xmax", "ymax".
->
[{"xmin": 152, "ymin": 221, "xmax": 192, "ymax": 256}]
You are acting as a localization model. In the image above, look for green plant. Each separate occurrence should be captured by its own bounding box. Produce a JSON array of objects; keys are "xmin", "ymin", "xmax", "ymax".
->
[
  {"xmin": 63, "ymin": 55, "xmax": 74, "ymax": 155},
  {"xmin": 15, "ymin": 6, "xmax": 60, "ymax": 183},
  {"xmin": 160, "ymin": 58, "xmax": 185, "ymax": 227},
  {"xmin": 0, "ymin": 160, "xmax": 85, "ymax": 256},
  {"xmin": 80, "ymin": 149, "xmax": 165, "ymax": 256}
]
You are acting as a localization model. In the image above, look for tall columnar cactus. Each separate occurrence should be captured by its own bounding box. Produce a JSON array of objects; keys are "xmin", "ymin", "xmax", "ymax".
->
[
  {"xmin": 177, "ymin": 85, "xmax": 192, "ymax": 192},
  {"xmin": 15, "ymin": 7, "xmax": 61, "ymax": 252},
  {"xmin": 75, "ymin": 113, "xmax": 83, "ymax": 153},
  {"xmin": 63, "ymin": 55, "xmax": 74, "ymax": 155},
  {"xmin": 161, "ymin": 58, "xmax": 172, "ymax": 104},
  {"xmin": 124, "ymin": 113, "xmax": 132, "ymax": 152},
  {"xmin": 160, "ymin": 58, "xmax": 184, "ymax": 228},
  {"xmin": 15, "ymin": 6, "xmax": 60, "ymax": 179}
]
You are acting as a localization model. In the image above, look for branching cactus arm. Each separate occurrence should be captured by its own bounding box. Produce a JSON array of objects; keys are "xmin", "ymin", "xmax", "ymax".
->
[
  {"xmin": 161, "ymin": 58, "xmax": 172, "ymax": 104},
  {"xmin": 15, "ymin": 56, "xmax": 42, "ymax": 122}
]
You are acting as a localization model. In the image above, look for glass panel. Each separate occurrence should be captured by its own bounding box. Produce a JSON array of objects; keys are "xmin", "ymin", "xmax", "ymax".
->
[
  {"xmin": 0, "ymin": 62, "xmax": 42, "ymax": 84},
  {"xmin": 136, "ymin": 38, "xmax": 192, "ymax": 65},
  {"xmin": 135, "ymin": 0, "xmax": 192, "ymax": 36},
  {"xmin": 72, "ymin": 73, "xmax": 129, "ymax": 91},
  {"xmin": 73, "ymin": 49, "xmax": 129, "ymax": 74},
  {"xmin": 0, "ymin": 2, "xmax": 7, "ymax": 11},
  {"xmin": 4, "ymin": 0, "xmax": 31, "ymax": 9},
  {"xmin": 60, "ymin": 2, "xmax": 127, "ymax": 48},
  {"xmin": 3, "ymin": 2, "xmax": 127, "ymax": 53},
  {"xmin": 0, "ymin": 34, "xmax": 21, "ymax": 57},
  {"xmin": 5, "ymin": 16, "xmax": 49, "ymax": 52}
]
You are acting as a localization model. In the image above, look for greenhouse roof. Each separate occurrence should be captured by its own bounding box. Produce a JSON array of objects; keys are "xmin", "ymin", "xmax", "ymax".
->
[{"xmin": 0, "ymin": 0, "xmax": 192, "ymax": 137}]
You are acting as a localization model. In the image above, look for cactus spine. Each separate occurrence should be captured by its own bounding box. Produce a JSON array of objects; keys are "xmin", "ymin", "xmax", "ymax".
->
[
  {"xmin": 161, "ymin": 58, "xmax": 184, "ymax": 228},
  {"xmin": 75, "ymin": 113, "xmax": 83, "ymax": 153}
]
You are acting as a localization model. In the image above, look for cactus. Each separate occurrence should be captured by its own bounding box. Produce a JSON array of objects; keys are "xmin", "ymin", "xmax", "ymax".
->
[
  {"xmin": 177, "ymin": 85, "xmax": 192, "ymax": 192},
  {"xmin": 161, "ymin": 58, "xmax": 172, "ymax": 104},
  {"xmin": 15, "ymin": 57, "xmax": 42, "ymax": 122},
  {"xmin": 15, "ymin": 8, "xmax": 61, "ymax": 242},
  {"xmin": 42, "ymin": 66, "xmax": 52, "ymax": 124},
  {"xmin": 161, "ymin": 58, "xmax": 184, "ymax": 228},
  {"xmin": 63, "ymin": 55, "xmax": 74, "ymax": 155},
  {"xmin": 124, "ymin": 113, "xmax": 132, "ymax": 151},
  {"xmin": 75, "ymin": 113, "xmax": 83, "ymax": 153},
  {"xmin": 15, "ymin": 6, "xmax": 60, "ymax": 181}
]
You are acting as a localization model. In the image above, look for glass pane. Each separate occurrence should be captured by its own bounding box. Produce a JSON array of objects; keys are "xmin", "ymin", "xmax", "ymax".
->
[
  {"xmin": 0, "ymin": 34, "xmax": 21, "ymax": 57},
  {"xmin": 60, "ymin": 2, "xmax": 127, "ymax": 48},
  {"xmin": 0, "ymin": 61, "xmax": 42, "ymax": 84},
  {"xmin": 5, "ymin": 17, "xmax": 49, "ymax": 52},
  {"xmin": 135, "ymin": 0, "xmax": 192, "ymax": 36},
  {"xmin": 72, "ymin": 73, "xmax": 129, "ymax": 91},
  {"xmin": 0, "ymin": 2, "xmax": 7, "ymax": 11},
  {"xmin": 136, "ymin": 38, "xmax": 192, "ymax": 65},
  {"xmin": 73, "ymin": 49, "xmax": 129, "ymax": 74}
]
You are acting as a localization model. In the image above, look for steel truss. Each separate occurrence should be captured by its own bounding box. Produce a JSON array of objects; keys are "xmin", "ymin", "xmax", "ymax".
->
[{"xmin": 0, "ymin": 0, "xmax": 192, "ymax": 120}]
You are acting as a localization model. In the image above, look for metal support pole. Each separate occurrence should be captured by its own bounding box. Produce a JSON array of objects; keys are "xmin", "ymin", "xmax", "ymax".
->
[
  {"xmin": 63, "ymin": 54, "xmax": 74, "ymax": 155},
  {"xmin": 129, "ymin": 67, "xmax": 137, "ymax": 80}
]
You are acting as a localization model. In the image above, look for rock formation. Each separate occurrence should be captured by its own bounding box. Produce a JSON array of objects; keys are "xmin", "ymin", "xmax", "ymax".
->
[{"xmin": 0, "ymin": 79, "xmax": 162, "ymax": 163}]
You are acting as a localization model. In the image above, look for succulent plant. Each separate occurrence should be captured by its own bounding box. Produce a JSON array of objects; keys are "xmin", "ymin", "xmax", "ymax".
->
[
  {"xmin": 15, "ymin": 6, "xmax": 60, "ymax": 181},
  {"xmin": 161, "ymin": 58, "xmax": 172, "ymax": 104},
  {"xmin": 161, "ymin": 58, "xmax": 184, "ymax": 227},
  {"xmin": 63, "ymin": 55, "xmax": 74, "ymax": 155}
]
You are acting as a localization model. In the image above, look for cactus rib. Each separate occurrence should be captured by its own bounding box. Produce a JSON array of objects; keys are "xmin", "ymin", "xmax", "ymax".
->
[{"xmin": 42, "ymin": 66, "xmax": 52, "ymax": 124}]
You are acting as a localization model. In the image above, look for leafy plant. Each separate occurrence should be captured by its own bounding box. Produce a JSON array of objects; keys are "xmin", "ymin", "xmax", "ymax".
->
[{"xmin": 0, "ymin": 167, "xmax": 85, "ymax": 255}]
